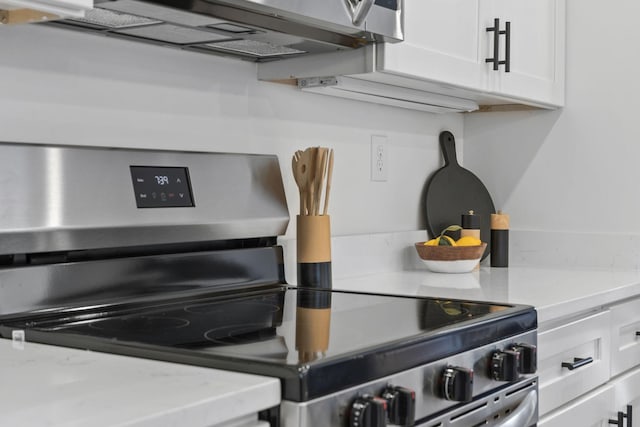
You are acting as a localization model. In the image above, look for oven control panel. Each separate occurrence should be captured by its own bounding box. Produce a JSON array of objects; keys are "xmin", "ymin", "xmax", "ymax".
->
[
  {"xmin": 130, "ymin": 166, "xmax": 194, "ymax": 208},
  {"xmin": 280, "ymin": 330, "xmax": 537, "ymax": 427}
]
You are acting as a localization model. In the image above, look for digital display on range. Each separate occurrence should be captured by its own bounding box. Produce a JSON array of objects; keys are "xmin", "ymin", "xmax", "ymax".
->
[{"xmin": 130, "ymin": 166, "xmax": 195, "ymax": 208}]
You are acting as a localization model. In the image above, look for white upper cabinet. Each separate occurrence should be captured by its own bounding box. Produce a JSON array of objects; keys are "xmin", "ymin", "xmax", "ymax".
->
[
  {"xmin": 383, "ymin": 0, "xmax": 485, "ymax": 91},
  {"xmin": 379, "ymin": 0, "xmax": 565, "ymax": 108},
  {"xmin": 483, "ymin": 0, "xmax": 565, "ymax": 106},
  {"xmin": 258, "ymin": 0, "xmax": 565, "ymax": 112}
]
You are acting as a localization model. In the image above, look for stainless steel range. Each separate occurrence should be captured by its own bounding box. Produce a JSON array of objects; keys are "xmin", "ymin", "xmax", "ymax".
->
[{"xmin": 0, "ymin": 143, "xmax": 538, "ymax": 427}]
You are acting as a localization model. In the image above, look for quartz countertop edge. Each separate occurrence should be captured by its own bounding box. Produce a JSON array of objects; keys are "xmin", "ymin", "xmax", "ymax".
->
[
  {"xmin": 331, "ymin": 266, "xmax": 640, "ymax": 326},
  {"xmin": 0, "ymin": 338, "xmax": 280, "ymax": 427}
]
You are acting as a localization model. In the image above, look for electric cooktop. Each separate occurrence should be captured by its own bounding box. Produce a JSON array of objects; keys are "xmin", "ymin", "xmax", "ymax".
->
[{"xmin": 2, "ymin": 286, "xmax": 536, "ymax": 401}]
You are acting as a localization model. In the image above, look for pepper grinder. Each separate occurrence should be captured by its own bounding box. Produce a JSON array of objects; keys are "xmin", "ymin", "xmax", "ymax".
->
[
  {"xmin": 461, "ymin": 210, "xmax": 481, "ymax": 240},
  {"xmin": 462, "ymin": 210, "xmax": 481, "ymax": 270},
  {"xmin": 490, "ymin": 211, "xmax": 509, "ymax": 267}
]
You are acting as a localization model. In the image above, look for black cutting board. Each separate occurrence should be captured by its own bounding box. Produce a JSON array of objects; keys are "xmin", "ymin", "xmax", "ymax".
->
[{"xmin": 425, "ymin": 131, "xmax": 495, "ymax": 260}]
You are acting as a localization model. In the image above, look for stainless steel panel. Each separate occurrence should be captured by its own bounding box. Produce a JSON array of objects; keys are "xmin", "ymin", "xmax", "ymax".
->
[
  {"xmin": 0, "ymin": 143, "xmax": 289, "ymax": 255},
  {"xmin": 0, "ymin": 246, "xmax": 284, "ymax": 316},
  {"xmin": 280, "ymin": 331, "xmax": 538, "ymax": 426},
  {"xmin": 50, "ymin": 0, "xmax": 402, "ymax": 62},
  {"xmin": 213, "ymin": 0, "xmax": 403, "ymax": 40}
]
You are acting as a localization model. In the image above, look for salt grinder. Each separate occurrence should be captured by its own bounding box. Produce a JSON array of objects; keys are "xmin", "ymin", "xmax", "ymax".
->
[{"xmin": 490, "ymin": 211, "xmax": 509, "ymax": 267}]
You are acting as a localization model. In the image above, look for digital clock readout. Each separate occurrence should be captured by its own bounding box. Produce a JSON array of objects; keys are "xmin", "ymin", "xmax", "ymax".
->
[
  {"xmin": 130, "ymin": 166, "xmax": 194, "ymax": 208},
  {"xmin": 155, "ymin": 175, "xmax": 170, "ymax": 186}
]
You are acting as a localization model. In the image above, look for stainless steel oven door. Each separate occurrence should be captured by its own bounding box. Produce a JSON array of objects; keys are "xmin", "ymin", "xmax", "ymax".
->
[{"xmin": 420, "ymin": 378, "xmax": 538, "ymax": 427}]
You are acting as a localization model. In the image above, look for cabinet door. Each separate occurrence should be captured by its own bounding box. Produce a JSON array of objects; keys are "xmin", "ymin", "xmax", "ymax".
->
[
  {"xmin": 380, "ymin": 0, "xmax": 485, "ymax": 90},
  {"xmin": 482, "ymin": 0, "xmax": 565, "ymax": 106},
  {"xmin": 612, "ymin": 365, "xmax": 640, "ymax": 427},
  {"xmin": 537, "ymin": 310, "xmax": 611, "ymax": 416},
  {"xmin": 538, "ymin": 384, "xmax": 614, "ymax": 427},
  {"xmin": 610, "ymin": 298, "xmax": 640, "ymax": 377}
]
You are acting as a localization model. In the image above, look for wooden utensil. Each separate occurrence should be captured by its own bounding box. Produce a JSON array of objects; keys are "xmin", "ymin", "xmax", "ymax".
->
[
  {"xmin": 300, "ymin": 148, "xmax": 316, "ymax": 215},
  {"xmin": 292, "ymin": 150, "xmax": 304, "ymax": 214},
  {"xmin": 323, "ymin": 149, "xmax": 334, "ymax": 215},
  {"xmin": 292, "ymin": 146, "xmax": 334, "ymax": 216}
]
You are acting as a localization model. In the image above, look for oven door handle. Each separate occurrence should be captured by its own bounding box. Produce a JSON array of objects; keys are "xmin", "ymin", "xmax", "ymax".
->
[{"xmin": 495, "ymin": 390, "xmax": 537, "ymax": 427}]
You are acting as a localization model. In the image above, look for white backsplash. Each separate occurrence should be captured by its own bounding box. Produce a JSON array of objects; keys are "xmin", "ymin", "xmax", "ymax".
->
[
  {"xmin": 281, "ymin": 228, "xmax": 640, "ymax": 285},
  {"xmin": 279, "ymin": 229, "xmax": 431, "ymax": 284},
  {"xmin": 510, "ymin": 230, "xmax": 640, "ymax": 270}
]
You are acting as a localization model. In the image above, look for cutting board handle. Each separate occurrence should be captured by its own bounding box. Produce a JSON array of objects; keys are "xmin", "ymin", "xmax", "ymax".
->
[{"xmin": 439, "ymin": 131, "xmax": 458, "ymax": 166}]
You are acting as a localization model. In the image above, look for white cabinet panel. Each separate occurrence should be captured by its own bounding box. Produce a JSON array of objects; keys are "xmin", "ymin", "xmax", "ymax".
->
[
  {"xmin": 611, "ymin": 364, "xmax": 640, "ymax": 426},
  {"xmin": 483, "ymin": 0, "xmax": 565, "ymax": 106},
  {"xmin": 538, "ymin": 310, "xmax": 611, "ymax": 416},
  {"xmin": 538, "ymin": 384, "xmax": 614, "ymax": 427},
  {"xmin": 380, "ymin": 0, "xmax": 565, "ymax": 107},
  {"xmin": 382, "ymin": 0, "xmax": 484, "ymax": 90},
  {"xmin": 610, "ymin": 298, "xmax": 640, "ymax": 377},
  {"xmin": 259, "ymin": 0, "xmax": 565, "ymax": 110}
]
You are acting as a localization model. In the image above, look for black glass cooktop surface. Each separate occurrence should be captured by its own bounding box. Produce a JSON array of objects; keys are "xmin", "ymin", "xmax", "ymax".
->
[{"xmin": 0, "ymin": 286, "xmax": 536, "ymax": 401}]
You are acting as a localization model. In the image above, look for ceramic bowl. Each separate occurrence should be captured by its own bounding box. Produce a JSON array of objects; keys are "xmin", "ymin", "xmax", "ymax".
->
[{"xmin": 414, "ymin": 242, "xmax": 487, "ymax": 273}]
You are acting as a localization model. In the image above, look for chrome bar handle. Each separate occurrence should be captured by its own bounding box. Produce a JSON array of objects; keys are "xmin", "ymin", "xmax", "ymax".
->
[
  {"xmin": 500, "ymin": 21, "xmax": 511, "ymax": 72},
  {"xmin": 561, "ymin": 357, "xmax": 593, "ymax": 371},
  {"xmin": 486, "ymin": 18, "xmax": 501, "ymax": 70},
  {"xmin": 609, "ymin": 411, "xmax": 624, "ymax": 425},
  {"xmin": 486, "ymin": 18, "xmax": 511, "ymax": 72},
  {"xmin": 608, "ymin": 405, "xmax": 632, "ymax": 426}
]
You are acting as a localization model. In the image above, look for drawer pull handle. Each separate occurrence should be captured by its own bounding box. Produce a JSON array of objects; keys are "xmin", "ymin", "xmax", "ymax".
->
[
  {"xmin": 608, "ymin": 405, "xmax": 632, "ymax": 426},
  {"xmin": 635, "ymin": 331, "xmax": 640, "ymax": 337},
  {"xmin": 561, "ymin": 357, "xmax": 593, "ymax": 371}
]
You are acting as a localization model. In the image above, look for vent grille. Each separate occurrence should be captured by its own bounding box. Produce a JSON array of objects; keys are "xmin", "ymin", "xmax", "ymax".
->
[
  {"xmin": 203, "ymin": 39, "xmax": 306, "ymax": 58},
  {"xmin": 70, "ymin": 8, "xmax": 161, "ymax": 29}
]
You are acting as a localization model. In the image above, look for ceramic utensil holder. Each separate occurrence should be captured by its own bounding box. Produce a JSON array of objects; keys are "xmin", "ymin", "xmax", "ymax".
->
[
  {"xmin": 296, "ymin": 214, "xmax": 332, "ymax": 362},
  {"xmin": 296, "ymin": 214, "xmax": 332, "ymax": 292}
]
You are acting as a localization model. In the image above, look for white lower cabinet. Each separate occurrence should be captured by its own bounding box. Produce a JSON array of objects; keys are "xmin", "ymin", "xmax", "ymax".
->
[
  {"xmin": 538, "ymin": 384, "xmax": 614, "ymax": 427},
  {"xmin": 610, "ymin": 298, "xmax": 640, "ymax": 377},
  {"xmin": 611, "ymin": 365, "xmax": 640, "ymax": 427},
  {"xmin": 537, "ymin": 310, "xmax": 611, "ymax": 416},
  {"xmin": 539, "ymin": 296, "xmax": 640, "ymax": 426}
]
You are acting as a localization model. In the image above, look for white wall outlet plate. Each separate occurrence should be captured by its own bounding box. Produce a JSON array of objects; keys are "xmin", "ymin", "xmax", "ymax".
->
[{"xmin": 371, "ymin": 135, "xmax": 388, "ymax": 182}]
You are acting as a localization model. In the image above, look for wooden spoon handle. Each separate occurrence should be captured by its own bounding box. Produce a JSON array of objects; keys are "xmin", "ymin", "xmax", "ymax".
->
[
  {"xmin": 292, "ymin": 154, "xmax": 304, "ymax": 215},
  {"xmin": 323, "ymin": 149, "xmax": 334, "ymax": 216}
]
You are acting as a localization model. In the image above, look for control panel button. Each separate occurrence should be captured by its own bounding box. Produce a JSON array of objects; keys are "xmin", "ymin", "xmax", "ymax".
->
[
  {"xmin": 350, "ymin": 395, "xmax": 386, "ymax": 427},
  {"xmin": 442, "ymin": 366, "xmax": 474, "ymax": 402},
  {"xmin": 490, "ymin": 350, "xmax": 519, "ymax": 381},
  {"xmin": 512, "ymin": 343, "xmax": 537, "ymax": 374},
  {"xmin": 381, "ymin": 385, "xmax": 416, "ymax": 426}
]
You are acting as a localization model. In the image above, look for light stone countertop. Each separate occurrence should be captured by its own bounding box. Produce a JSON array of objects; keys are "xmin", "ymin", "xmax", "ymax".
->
[
  {"xmin": 4, "ymin": 230, "xmax": 640, "ymax": 426},
  {"xmin": 0, "ymin": 338, "xmax": 279, "ymax": 427},
  {"xmin": 332, "ymin": 265, "xmax": 640, "ymax": 326},
  {"xmin": 283, "ymin": 229, "xmax": 640, "ymax": 327}
]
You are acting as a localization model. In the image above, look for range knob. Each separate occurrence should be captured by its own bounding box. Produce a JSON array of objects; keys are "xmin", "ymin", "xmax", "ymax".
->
[
  {"xmin": 350, "ymin": 395, "xmax": 386, "ymax": 427},
  {"xmin": 512, "ymin": 343, "xmax": 537, "ymax": 374},
  {"xmin": 381, "ymin": 385, "xmax": 416, "ymax": 426},
  {"xmin": 442, "ymin": 366, "xmax": 474, "ymax": 402},
  {"xmin": 490, "ymin": 350, "xmax": 519, "ymax": 381}
]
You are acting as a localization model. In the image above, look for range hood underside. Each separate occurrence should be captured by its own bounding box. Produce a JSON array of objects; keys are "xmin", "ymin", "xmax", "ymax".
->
[{"xmin": 44, "ymin": 0, "xmax": 378, "ymax": 61}]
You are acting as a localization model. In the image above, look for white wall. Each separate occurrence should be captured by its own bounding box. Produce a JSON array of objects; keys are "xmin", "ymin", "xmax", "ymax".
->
[
  {"xmin": 464, "ymin": 0, "xmax": 640, "ymax": 267},
  {"xmin": 0, "ymin": 24, "xmax": 462, "ymax": 239}
]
